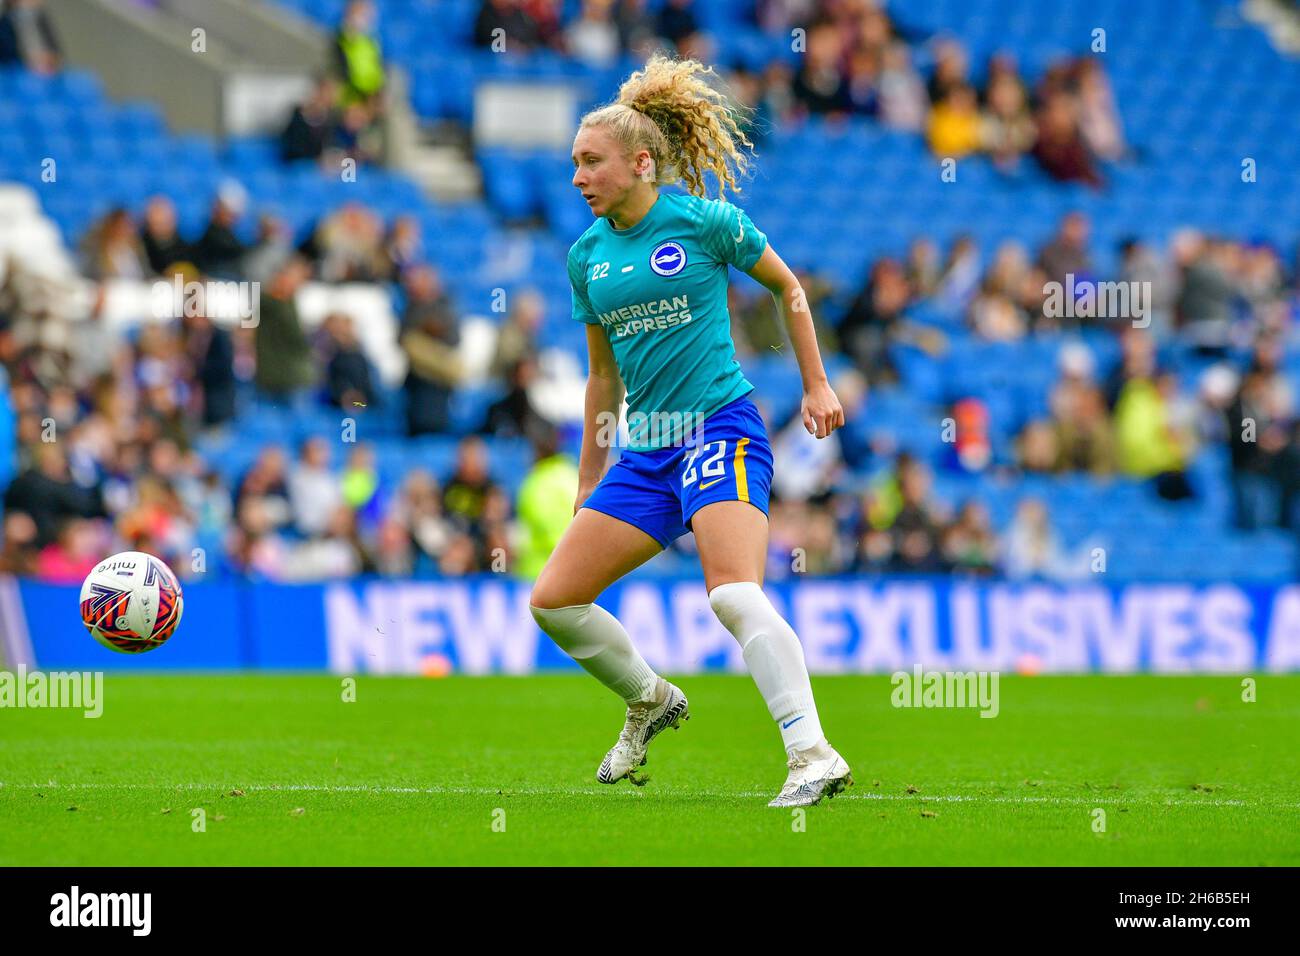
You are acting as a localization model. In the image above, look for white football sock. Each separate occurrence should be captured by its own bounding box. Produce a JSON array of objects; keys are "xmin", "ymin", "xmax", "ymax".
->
[
  {"xmin": 709, "ymin": 581, "xmax": 824, "ymax": 752},
  {"xmin": 530, "ymin": 602, "xmax": 659, "ymax": 705}
]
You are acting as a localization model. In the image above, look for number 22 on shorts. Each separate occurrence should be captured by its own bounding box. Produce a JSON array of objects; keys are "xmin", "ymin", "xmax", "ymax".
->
[{"xmin": 683, "ymin": 440, "xmax": 728, "ymax": 489}]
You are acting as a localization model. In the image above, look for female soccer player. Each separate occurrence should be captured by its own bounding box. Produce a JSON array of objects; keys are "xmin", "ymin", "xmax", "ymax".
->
[{"xmin": 529, "ymin": 55, "xmax": 851, "ymax": 808}]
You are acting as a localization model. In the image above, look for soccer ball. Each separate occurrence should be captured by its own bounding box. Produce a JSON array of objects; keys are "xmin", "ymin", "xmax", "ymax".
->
[{"xmin": 79, "ymin": 551, "xmax": 184, "ymax": 654}]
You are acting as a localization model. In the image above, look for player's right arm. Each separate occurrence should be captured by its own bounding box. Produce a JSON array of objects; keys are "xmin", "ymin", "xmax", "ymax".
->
[{"xmin": 576, "ymin": 323, "xmax": 624, "ymax": 513}]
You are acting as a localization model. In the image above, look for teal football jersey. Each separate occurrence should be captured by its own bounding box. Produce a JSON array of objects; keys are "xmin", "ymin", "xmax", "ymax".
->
[{"xmin": 567, "ymin": 191, "xmax": 768, "ymax": 450}]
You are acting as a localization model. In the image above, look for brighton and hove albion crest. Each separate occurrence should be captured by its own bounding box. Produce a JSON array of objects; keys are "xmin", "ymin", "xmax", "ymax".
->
[{"xmin": 649, "ymin": 241, "xmax": 687, "ymax": 276}]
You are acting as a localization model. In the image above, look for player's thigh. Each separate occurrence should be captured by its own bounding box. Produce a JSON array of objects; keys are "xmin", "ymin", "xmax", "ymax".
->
[
  {"xmin": 530, "ymin": 507, "xmax": 664, "ymax": 608},
  {"xmin": 691, "ymin": 500, "xmax": 769, "ymax": 592}
]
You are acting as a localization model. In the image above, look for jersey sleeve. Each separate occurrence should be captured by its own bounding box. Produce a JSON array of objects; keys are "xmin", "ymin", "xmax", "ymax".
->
[
  {"xmin": 566, "ymin": 243, "xmax": 600, "ymax": 325},
  {"xmin": 697, "ymin": 198, "xmax": 768, "ymax": 272}
]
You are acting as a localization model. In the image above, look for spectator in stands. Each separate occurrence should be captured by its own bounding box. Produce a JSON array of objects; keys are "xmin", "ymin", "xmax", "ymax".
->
[
  {"xmin": 941, "ymin": 500, "xmax": 998, "ymax": 576},
  {"xmin": 282, "ymin": 76, "xmax": 339, "ymax": 163},
  {"xmin": 792, "ymin": 23, "xmax": 849, "ymax": 116},
  {"xmin": 1227, "ymin": 337, "xmax": 1293, "ymax": 529},
  {"xmin": 980, "ymin": 71, "xmax": 1035, "ymax": 173},
  {"xmin": 567, "ymin": 0, "xmax": 620, "ymax": 67},
  {"xmin": 321, "ymin": 312, "xmax": 376, "ymax": 411},
  {"xmin": 1002, "ymin": 498, "xmax": 1065, "ymax": 579},
  {"xmin": 0, "ymin": 511, "xmax": 37, "ymax": 575},
  {"xmin": 1051, "ymin": 377, "xmax": 1117, "ymax": 477},
  {"xmin": 968, "ymin": 277, "xmax": 1026, "ymax": 341},
  {"xmin": 759, "ymin": 59, "xmax": 798, "ymax": 125},
  {"xmin": 371, "ymin": 516, "xmax": 414, "ymax": 577},
  {"xmin": 235, "ymin": 446, "xmax": 293, "ymax": 532},
  {"xmin": 401, "ymin": 262, "xmax": 456, "ymax": 332},
  {"xmin": 656, "ymin": 0, "xmax": 705, "ymax": 55},
  {"xmin": 438, "ymin": 531, "xmax": 481, "ymax": 574},
  {"xmin": 0, "ymin": 0, "xmax": 61, "ymax": 74},
  {"xmin": 80, "ymin": 208, "xmax": 149, "ymax": 281},
  {"xmin": 843, "ymin": 47, "xmax": 880, "ymax": 116},
  {"xmin": 331, "ymin": 100, "xmax": 382, "ymax": 166},
  {"xmin": 393, "ymin": 469, "xmax": 453, "ymax": 570},
  {"xmin": 777, "ymin": 499, "xmax": 842, "ymax": 574},
  {"xmin": 475, "ymin": 0, "xmax": 541, "ymax": 51},
  {"xmin": 480, "ymin": 483, "xmax": 514, "ymax": 570},
  {"xmin": 228, "ymin": 493, "xmax": 290, "ymax": 579},
  {"xmin": 116, "ymin": 473, "xmax": 193, "ymax": 568},
  {"xmin": 254, "ymin": 256, "xmax": 318, "ymax": 403},
  {"xmin": 401, "ymin": 265, "xmax": 463, "ymax": 436},
  {"xmin": 1103, "ymin": 325, "xmax": 1155, "ymax": 410},
  {"xmin": 1074, "ymin": 57, "xmax": 1125, "ymax": 162},
  {"xmin": 1016, "ymin": 419, "xmax": 1061, "ymax": 474},
  {"xmin": 831, "ymin": 368, "xmax": 872, "ymax": 471},
  {"xmin": 926, "ymin": 83, "xmax": 981, "ymax": 158},
  {"xmin": 140, "ymin": 197, "xmax": 191, "ymax": 276},
  {"xmin": 1037, "ymin": 212, "xmax": 1092, "ymax": 290},
  {"xmin": 383, "ymin": 215, "xmax": 424, "ymax": 282},
  {"xmin": 614, "ymin": 0, "xmax": 658, "ymax": 55},
  {"xmin": 490, "ymin": 288, "xmax": 542, "ymax": 381},
  {"xmin": 334, "ymin": 0, "xmax": 386, "ymax": 106},
  {"xmin": 904, "ymin": 237, "xmax": 941, "ymax": 298},
  {"xmin": 839, "ymin": 257, "xmax": 911, "ymax": 382},
  {"xmin": 1032, "ymin": 91, "xmax": 1102, "ymax": 187},
  {"xmin": 192, "ymin": 182, "xmax": 250, "ymax": 279},
  {"xmin": 69, "ymin": 284, "xmax": 120, "ymax": 392},
  {"xmin": 927, "ymin": 37, "xmax": 969, "ymax": 104},
  {"xmin": 515, "ymin": 421, "xmax": 578, "ymax": 578},
  {"xmin": 180, "ymin": 296, "xmax": 236, "ymax": 429},
  {"xmin": 933, "ymin": 234, "xmax": 982, "ymax": 314},
  {"xmin": 35, "ymin": 517, "xmax": 102, "ymax": 583},
  {"xmin": 1173, "ymin": 230, "xmax": 1237, "ymax": 353},
  {"xmin": 4, "ymin": 443, "xmax": 105, "ymax": 547},
  {"xmin": 1118, "ymin": 237, "xmax": 1174, "ymax": 337},
  {"xmin": 724, "ymin": 65, "xmax": 771, "ymax": 145},
  {"xmin": 288, "ymin": 436, "xmax": 342, "ymax": 538},
  {"xmin": 243, "ymin": 214, "xmax": 295, "ymax": 285},
  {"xmin": 313, "ymin": 202, "xmax": 387, "ymax": 283},
  {"xmin": 442, "ymin": 435, "xmax": 500, "ymax": 534},
  {"xmin": 1114, "ymin": 369, "xmax": 1195, "ymax": 500},
  {"xmin": 340, "ymin": 443, "xmax": 382, "ymax": 524},
  {"xmin": 770, "ymin": 404, "xmax": 843, "ymax": 503},
  {"xmin": 282, "ymin": 502, "xmax": 367, "ymax": 579},
  {"xmin": 886, "ymin": 458, "xmax": 945, "ymax": 573},
  {"xmin": 182, "ymin": 466, "xmax": 232, "ymax": 549},
  {"xmin": 981, "ymin": 240, "xmax": 1029, "ymax": 303},
  {"xmin": 481, "ymin": 357, "xmax": 547, "ymax": 439},
  {"xmin": 876, "ymin": 41, "xmax": 927, "ymax": 131}
]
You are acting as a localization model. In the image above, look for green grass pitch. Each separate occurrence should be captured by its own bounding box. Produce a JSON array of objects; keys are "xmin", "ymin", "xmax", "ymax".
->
[{"xmin": 1, "ymin": 674, "xmax": 1297, "ymax": 866}]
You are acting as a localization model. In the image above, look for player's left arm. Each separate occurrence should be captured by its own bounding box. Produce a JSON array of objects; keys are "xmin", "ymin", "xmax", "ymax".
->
[{"xmin": 746, "ymin": 245, "xmax": 847, "ymax": 439}]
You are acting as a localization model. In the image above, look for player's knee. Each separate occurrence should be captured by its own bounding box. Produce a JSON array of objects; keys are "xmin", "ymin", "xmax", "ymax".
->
[
  {"xmin": 529, "ymin": 601, "xmax": 593, "ymax": 644},
  {"xmin": 529, "ymin": 577, "xmax": 573, "ymax": 612},
  {"xmin": 708, "ymin": 580, "xmax": 766, "ymax": 637}
]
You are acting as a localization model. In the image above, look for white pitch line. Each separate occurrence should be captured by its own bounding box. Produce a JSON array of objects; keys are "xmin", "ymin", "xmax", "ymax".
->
[{"xmin": 1, "ymin": 781, "xmax": 1288, "ymax": 808}]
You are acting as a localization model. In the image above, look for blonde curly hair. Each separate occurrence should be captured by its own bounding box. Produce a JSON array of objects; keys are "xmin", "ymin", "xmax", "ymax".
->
[{"xmin": 579, "ymin": 54, "xmax": 754, "ymax": 200}]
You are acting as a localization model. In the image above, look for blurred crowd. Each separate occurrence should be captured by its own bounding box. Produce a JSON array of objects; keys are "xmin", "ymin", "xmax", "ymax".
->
[
  {"xmin": 279, "ymin": 0, "xmax": 389, "ymax": 168},
  {"xmin": 469, "ymin": 0, "xmax": 1122, "ymax": 186},
  {"xmin": 3, "ymin": 0, "xmax": 1300, "ymax": 585}
]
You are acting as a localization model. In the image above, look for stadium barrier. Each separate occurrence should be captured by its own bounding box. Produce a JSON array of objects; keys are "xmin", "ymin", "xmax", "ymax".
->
[{"xmin": 13, "ymin": 576, "xmax": 1300, "ymax": 674}]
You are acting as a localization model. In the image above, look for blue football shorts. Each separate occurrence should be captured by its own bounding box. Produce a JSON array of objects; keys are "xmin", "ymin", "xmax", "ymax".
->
[{"xmin": 580, "ymin": 392, "xmax": 775, "ymax": 548}]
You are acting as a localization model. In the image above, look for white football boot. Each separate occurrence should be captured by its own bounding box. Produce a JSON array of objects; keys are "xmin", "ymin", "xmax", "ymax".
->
[
  {"xmin": 596, "ymin": 678, "xmax": 689, "ymax": 785},
  {"xmin": 767, "ymin": 737, "xmax": 853, "ymax": 807}
]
